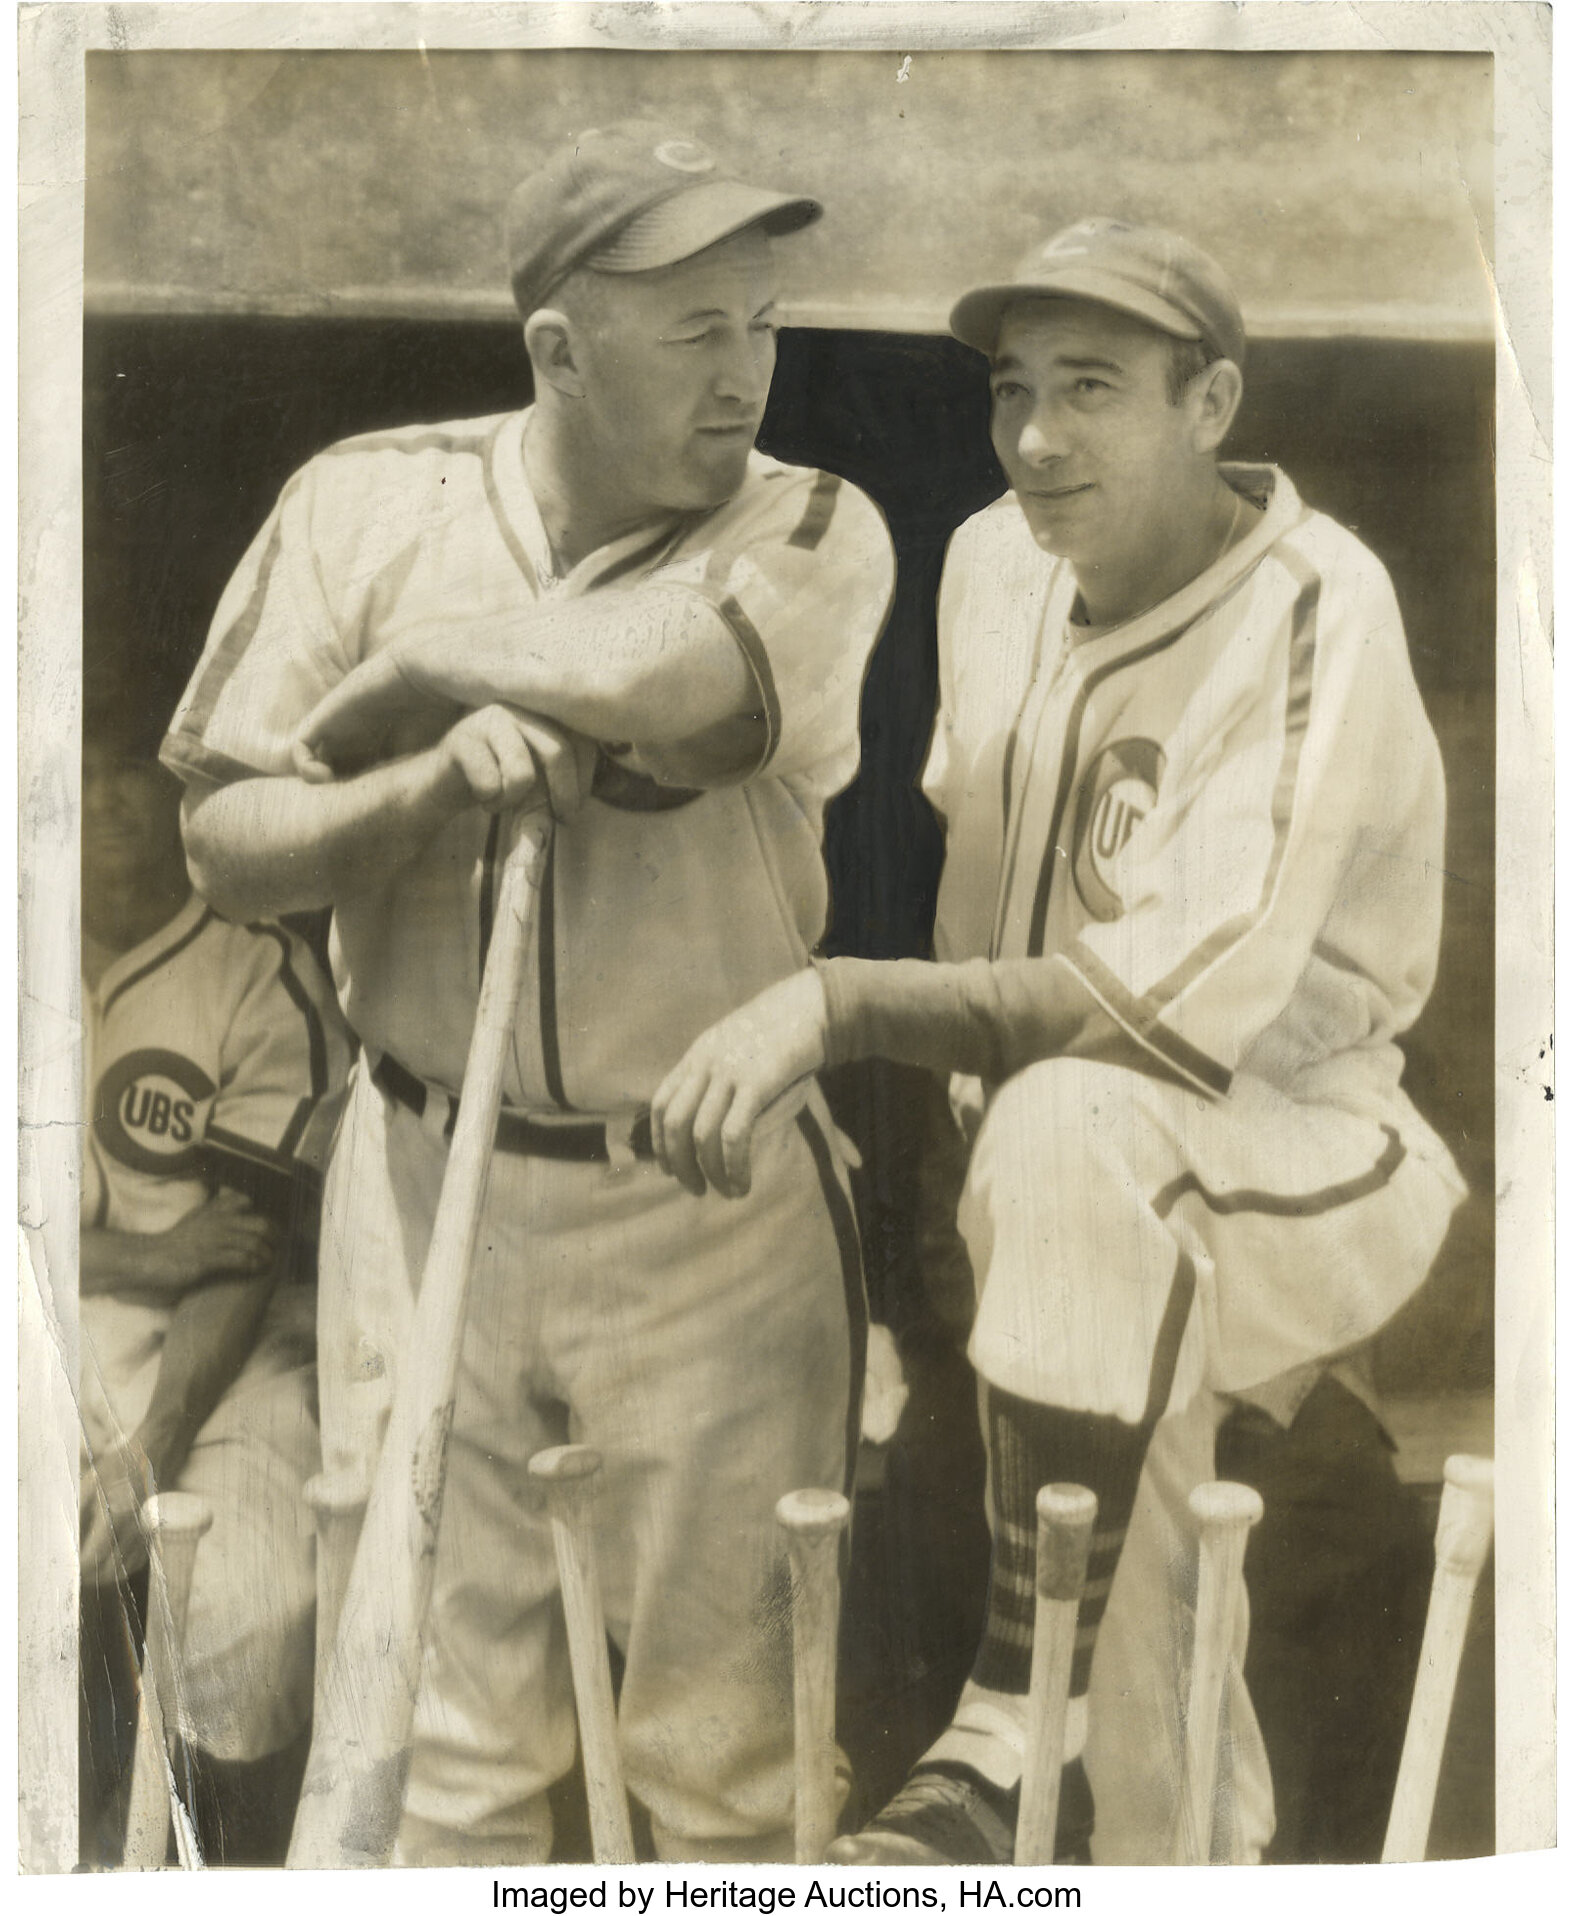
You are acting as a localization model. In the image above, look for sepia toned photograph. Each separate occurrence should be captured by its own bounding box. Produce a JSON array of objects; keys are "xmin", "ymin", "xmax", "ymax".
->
[{"xmin": 16, "ymin": 1, "xmax": 1554, "ymax": 1885}]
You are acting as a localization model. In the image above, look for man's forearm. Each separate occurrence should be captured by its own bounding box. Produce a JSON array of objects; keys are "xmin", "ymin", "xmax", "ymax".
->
[
  {"xmin": 814, "ymin": 955, "xmax": 1099, "ymax": 1082},
  {"xmin": 388, "ymin": 587, "xmax": 755, "ymax": 747},
  {"xmin": 80, "ymin": 1228, "xmax": 167, "ymax": 1296},
  {"xmin": 183, "ymin": 745, "xmax": 465, "ymax": 919},
  {"xmin": 136, "ymin": 1272, "xmax": 279, "ymax": 1486}
]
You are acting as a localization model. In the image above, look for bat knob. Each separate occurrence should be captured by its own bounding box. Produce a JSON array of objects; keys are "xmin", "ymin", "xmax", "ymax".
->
[
  {"xmin": 140, "ymin": 1491, "xmax": 215, "ymax": 1545},
  {"xmin": 529, "ymin": 1445, "xmax": 606, "ymax": 1520},
  {"xmin": 1436, "ymin": 1453, "xmax": 1494, "ymax": 1576},
  {"xmin": 1187, "ymin": 1480, "xmax": 1264, "ymax": 1534},
  {"xmin": 304, "ymin": 1469, "xmax": 371, "ymax": 1521},
  {"xmin": 775, "ymin": 1487, "xmax": 851, "ymax": 1539},
  {"xmin": 1035, "ymin": 1483, "xmax": 1097, "ymax": 1601}
]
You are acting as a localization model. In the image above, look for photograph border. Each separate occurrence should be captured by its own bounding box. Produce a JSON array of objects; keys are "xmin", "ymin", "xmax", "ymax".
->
[{"xmin": 16, "ymin": 0, "xmax": 1555, "ymax": 1884}]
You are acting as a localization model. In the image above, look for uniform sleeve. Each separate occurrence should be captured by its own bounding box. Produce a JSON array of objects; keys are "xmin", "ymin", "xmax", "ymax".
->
[
  {"xmin": 202, "ymin": 925, "xmax": 353, "ymax": 1210},
  {"xmin": 161, "ymin": 462, "xmax": 353, "ymax": 788},
  {"xmin": 820, "ymin": 539, "xmax": 1446, "ymax": 1104},
  {"xmin": 1055, "ymin": 542, "xmax": 1446, "ymax": 1096},
  {"xmin": 656, "ymin": 469, "xmax": 896, "ymax": 796}
]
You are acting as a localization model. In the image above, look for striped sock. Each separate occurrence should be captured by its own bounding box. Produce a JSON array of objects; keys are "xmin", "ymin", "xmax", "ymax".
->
[{"xmin": 971, "ymin": 1386, "xmax": 1158, "ymax": 1702}]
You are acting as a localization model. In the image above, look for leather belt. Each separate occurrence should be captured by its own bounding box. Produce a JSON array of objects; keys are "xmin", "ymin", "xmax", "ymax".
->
[{"xmin": 372, "ymin": 1053, "xmax": 655, "ymax": 1165}]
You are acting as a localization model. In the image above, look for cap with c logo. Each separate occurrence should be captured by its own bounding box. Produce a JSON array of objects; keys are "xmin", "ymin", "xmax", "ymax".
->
[
  {"xmin": 506, "ymin": 120, "xmax": 821, "ymax": 318},
  {"xmin": 950, "ymin": 217, "xmax": 1246, "ymax": 367}
]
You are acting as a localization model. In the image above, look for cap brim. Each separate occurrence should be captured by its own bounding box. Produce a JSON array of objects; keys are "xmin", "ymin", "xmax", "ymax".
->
[
  {"xmin": 587, "ymin": 182, "xmax": 822, "ymax": 275},
  {"xmin": 949, "ymin": 267, "xmax": 1207, "ymax": 357}
]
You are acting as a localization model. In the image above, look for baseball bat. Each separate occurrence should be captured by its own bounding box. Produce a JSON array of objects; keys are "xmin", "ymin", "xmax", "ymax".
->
[
  {"xmin": 1382, "ymin": 1454, "xmax": 1494, "ymax": 1863},
  {"xmin": 528, "ymin": 1446, "xmax": 635, "ymax": 1864},
  {"xmin": 123, "ymin": 1491, "xmax": 214, "ymax": 1870},
  {"xmin": 303, "ymin": 1467, "xmax": 371, "ymax": 1724},
  {"xmin": 776, "ymin": 1487, "xmax": 852, "ymax": 1864},
  {"xmin": 1175, "ymin": 1480, "xmax": 1263, "ymax": 1865},
  {"xmin": 289, "ymin": 814, "xmax": 552, "ymax": 1868},
  {"xmin": 1016, "ymin": 1484, "xmax": 1098, "ymax": 1865}
]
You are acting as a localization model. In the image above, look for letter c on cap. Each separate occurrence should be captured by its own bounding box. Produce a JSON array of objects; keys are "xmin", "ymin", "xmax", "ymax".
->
[{"xmin": 654, "ymin": 139, "xmax": 715, "ymax": 174}]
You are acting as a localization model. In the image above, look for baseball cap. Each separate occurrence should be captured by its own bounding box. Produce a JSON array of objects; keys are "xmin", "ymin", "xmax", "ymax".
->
[
  {"xmin": 950, "ymin": 217, "xmax": 1246, "ymax": 367},
  {"xmin": 507, "ymin": 121, "xmax": 821, "ymax": 318}
]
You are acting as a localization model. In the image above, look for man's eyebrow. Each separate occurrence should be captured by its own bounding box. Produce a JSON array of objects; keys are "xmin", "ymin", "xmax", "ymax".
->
[{"xmin": 1055, "ymin": 354, "xmax": 1126, "ymax": 375}]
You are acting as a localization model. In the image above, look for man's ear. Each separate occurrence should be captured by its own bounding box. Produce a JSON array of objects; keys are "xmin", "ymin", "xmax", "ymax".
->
[
  {"xmin": 523, "ymin": 310, "xmax": 584, "ymax": 399},
  {"xmin": 1191, "ymin": 358, "xmax": 1244, "ymax": 453}
]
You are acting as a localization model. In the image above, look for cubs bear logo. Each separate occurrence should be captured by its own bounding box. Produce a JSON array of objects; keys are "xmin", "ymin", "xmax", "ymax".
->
[
  {"xmin": 95, "ymin": 1047, "xmax": 216, "ymax": 1178},
  {"xmin": 1070, "ymin": 737, "xmax": 1166, "ymax": 922}
]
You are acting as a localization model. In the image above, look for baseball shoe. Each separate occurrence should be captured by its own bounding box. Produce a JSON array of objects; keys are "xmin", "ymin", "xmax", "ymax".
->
[
  {"xmin": 826, "ymin": 1758, "xmax": 1094, "ymax": 1866},
  {"xmin": 826, "ymin": 1765, "xmax": 1018, "ymax": 1865}
]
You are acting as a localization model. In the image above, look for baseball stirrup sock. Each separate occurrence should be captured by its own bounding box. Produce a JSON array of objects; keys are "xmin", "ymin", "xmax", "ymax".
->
[{"xmin": 972, "ymin": 1386, "xmax": 1156, "ymax": 1700}]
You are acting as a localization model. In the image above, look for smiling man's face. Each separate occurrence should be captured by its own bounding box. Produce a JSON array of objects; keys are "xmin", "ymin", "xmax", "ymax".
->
[{"xmin": 989, "ymin": 297, "xmax": 1205, "ymax": 586}]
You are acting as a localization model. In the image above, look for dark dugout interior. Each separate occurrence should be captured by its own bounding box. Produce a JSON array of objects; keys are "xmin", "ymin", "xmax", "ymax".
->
[{"xmin": 83, "ymin": 315, "xmax": 1495, "ymax": 1858}]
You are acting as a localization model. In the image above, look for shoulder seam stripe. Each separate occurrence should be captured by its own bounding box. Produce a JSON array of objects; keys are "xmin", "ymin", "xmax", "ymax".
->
[
  {"xmin": 1138, "ymin": 550, "xmax": 1322, "ymax": 1013},
  {"xmin": 101, "ymin": 908, "xmax": 215, "ymax": 1018},
  {"xmin": 787, "ymin": 471, "xmax": 842, "ymax": 552},
  {"xmin": 481, "ymin": 416, "xmax": 542, "ymax": 593}
]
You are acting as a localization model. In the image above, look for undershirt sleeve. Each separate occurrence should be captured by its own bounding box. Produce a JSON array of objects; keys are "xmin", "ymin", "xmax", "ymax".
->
[{"xmin": 815, "ymin": 954, "xmax": 1097, "ymax": 1083}]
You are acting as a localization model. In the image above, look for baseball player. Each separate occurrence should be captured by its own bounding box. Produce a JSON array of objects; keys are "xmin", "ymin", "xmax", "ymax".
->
[
  {"xmin": 79, "ymin": 731, "xmax": 351, "ymax": 1860},
  {"xmin": 161, "ymin": 123, "xmax": 896, "ymax": 1864},
  {"xmin": 650, "ymin": 218, "xmax": 1466, "ymax": 1864}
]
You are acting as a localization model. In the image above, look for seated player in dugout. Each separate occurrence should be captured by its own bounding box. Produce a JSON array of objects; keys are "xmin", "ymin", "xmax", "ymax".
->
[
  {"xmin": 162, "ymin": 125, "xmax": 895, "ymax": 1864},
  {"xmin": 650, "ymin": 219, "xmax": 1467, "ymax": 1863},
  {"xmin": 78, "ymin": 722, "xmax": 353, "ymax": 1863}
]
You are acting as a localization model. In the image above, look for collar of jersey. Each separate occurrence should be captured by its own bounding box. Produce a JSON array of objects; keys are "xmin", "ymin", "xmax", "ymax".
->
[
  {"xmin": 88, "ymin": 891, "xmax": 209, "ymax": 1006},
  {"xmin": 490, "ymin": 406, "xmax": 700, "ymax": 598},
  {"xmin": 1060, "ymin": 462, "xmax": 1300, "ymax": 662}
]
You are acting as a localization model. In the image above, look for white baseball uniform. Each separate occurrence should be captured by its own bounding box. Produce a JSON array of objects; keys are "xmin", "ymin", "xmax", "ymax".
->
[
  {"xmin": 896, "ymin": 461, "xmax": 1466, "ymax": 1860},
  {"xmin": 162, "ymin": 409, "xmax": 895, "ymax": 1859},
  {"xmin": 82, "ymin": 897, "xmax": 352, "ymax": 1762}
]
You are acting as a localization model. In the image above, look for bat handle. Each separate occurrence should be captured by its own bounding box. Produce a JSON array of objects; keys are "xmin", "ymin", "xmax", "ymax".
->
[
  {"xmin": 124, "ymin": 1492, "xmax": 215, "ymax": 1869},
  {"xmin": 1177, "ymin": 1480, "xmax": 1263, "ymax": 1865},
  {"xmin": 776, "ymin": 1487, "xmax": 852, "ymax": 1865},
  {"xmin": 529, "ymin": 1446, "xmax": 635, "ymax": 1864},
  {"xmin": 304, "ymin": 1467, "xmax": 371, "ymax": 1713},
  {"xmin": 1383, "ymin": 1455, "xmax": 1494, "ymax": 1862},
  {"xmin": 1017, "ymin": 1484, "xmax": 1098, "ymax": 1865}
]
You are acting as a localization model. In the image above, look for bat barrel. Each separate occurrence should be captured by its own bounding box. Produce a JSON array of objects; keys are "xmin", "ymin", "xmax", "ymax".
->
[
  {"xmin": 1176, "ymin": 1480, "xmax": 1263, "ymax": 1865},
  {"xmin": 288, "ymin": 818, "xmax": 551, "ymax": 1869},
  {"xmin": 1017, "ymin": 1484, "xmax": 1098, "ymax": 1865},
  {"xmin": 124, "ymin": 1492, "xmax": 215, "ymax": 1869},
  {"xmin": 304, "ymin": 1467, "xmax": 371, "ymax": 1713},
  {"xmin": 776, "ymin": 1487, "xmax": 852, "ymax": 1865},
  {"xmin": 530, "ymin": 1445, "xmax": 636, "ymax": 1864},
  {"xmin": 1383, "ymin": 1454, "xmax": 1494, "ymax": 1862}
]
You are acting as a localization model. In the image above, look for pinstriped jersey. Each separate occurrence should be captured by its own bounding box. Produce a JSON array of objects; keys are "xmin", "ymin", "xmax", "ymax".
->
[
  {"xmin": 162, "ymin": 410, "xmax": 895, "ymax": 1108},
  {"xmin": 83, "ymin": 896, "xmax": 354, "ymax": 1237},
  {"xmin": 924, "ymin": 464, "xmax": 1449, "ymax": 1114}
]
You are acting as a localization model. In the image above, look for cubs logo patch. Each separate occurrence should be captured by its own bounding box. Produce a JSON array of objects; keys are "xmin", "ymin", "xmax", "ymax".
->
[
  {"xmin": 654, "ymin": 139, "xmax": 716, "ymax": 174},
  {"xmin": 1070, "ymin": 737, "xmax": 1166, "ymax": 922},
  {"xmin": 95, "ymin": 1047, "xmax": 216, "ymax": 1178}
]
